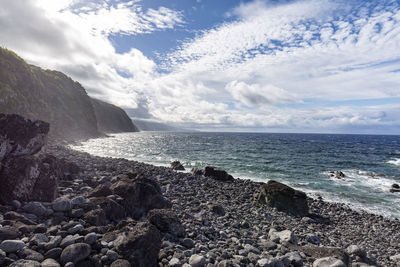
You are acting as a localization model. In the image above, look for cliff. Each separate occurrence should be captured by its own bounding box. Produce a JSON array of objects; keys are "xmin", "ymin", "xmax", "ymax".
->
[
  {"xmin": 0, "ymin": 47, "xmax": 137, "ymax": 140},
  {"xmin": 91, "ymin": 98, "xmax": 139, "ymax": 133}
]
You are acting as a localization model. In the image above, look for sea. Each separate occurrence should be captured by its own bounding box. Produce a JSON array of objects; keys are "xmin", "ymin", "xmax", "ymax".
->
[{"xmin": 71, "ymin": 132, "xmax": 400, "ymax": 219}]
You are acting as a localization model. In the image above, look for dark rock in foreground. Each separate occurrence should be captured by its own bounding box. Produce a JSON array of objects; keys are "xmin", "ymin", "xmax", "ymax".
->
[
  {"xmin": 258, "ymin": 180, "xmax": 309, "ymax": 217},
  {"xmin": 0, "ymin": 114, "xmax": 62, "ymax": 204}
]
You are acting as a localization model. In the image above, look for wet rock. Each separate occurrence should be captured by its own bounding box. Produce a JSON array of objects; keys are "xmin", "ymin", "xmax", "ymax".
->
[
  {"xmin": 171, "ymin": 161, "xmax": 185, "ymax": 171},
  {"xmin": 60, "ymin": 243, "xmax": 91, "ymax": 265},
  {"xmin": 147, "ymin": 209, "xmax": 185, "ymax": 237},
  {"xmin": 313, "ymin": 257, "xmax": 346, "ymax": 267},
  {"xmin": 258, "ymin": 180, "xmax": 309, "ymax": 217},
  {"xmin": 104, "ymin": 222, "xmax": 161, "ymax": 267},
  {"xmin": 329, "ymin": 171, "xmax": 346, "ymax": 179},
  {"xmin": 204, "ymin": 166, "xmax": 234, "ymax": 182},
  {"xmin": 111, "ymin": 175, "xmax": 171, "ymax": 219}
]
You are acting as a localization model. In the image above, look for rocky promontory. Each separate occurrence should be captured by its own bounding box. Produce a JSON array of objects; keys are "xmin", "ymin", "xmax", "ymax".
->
[{"xmin": 1, "ymin": 114, "xmax": 400, "ymax": 266}]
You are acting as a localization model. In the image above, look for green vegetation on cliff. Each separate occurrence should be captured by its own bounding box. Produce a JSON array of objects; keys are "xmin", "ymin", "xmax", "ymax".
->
[{"xmin": 0, "ymin": 47, "xmax": 138, "ymax": 140}]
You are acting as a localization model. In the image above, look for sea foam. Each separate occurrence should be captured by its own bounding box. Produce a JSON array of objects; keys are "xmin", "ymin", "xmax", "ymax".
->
[{"xmin": 388, "ymin": 158, "xmax": 400, "ymax": 166}]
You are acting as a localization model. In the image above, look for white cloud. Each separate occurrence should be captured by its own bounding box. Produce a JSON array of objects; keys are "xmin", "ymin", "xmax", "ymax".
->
[{"xmin": 0, "ymin": 0, "xmax": 399, "ymax": 133}]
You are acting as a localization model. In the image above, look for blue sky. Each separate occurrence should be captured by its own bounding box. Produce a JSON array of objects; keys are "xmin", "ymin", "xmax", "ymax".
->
[{"xmin": 0, "ymin": 0, "xmax": 399, "ymax": 134}]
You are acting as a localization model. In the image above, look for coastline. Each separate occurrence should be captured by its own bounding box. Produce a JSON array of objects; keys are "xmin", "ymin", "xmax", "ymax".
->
[{"xmin": 48, "ymin": 143, "xmax": 400, "ymax": 266}]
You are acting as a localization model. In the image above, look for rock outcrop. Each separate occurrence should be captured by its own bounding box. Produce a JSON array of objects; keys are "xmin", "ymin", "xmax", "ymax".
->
[
  {"xmin": 0, "ymin": 114, "xmax": 62, "ymax": 204},
  {"xmin": 91, "ymin": 98, "xmax": 138, "ymax": 133},
  {"xmin": 258, "ymin": 180, "xmax": 309, "ymax": 217},
  {"xmin": 204, "ymin": 166, "xmax": 234, "ymax": 182}
]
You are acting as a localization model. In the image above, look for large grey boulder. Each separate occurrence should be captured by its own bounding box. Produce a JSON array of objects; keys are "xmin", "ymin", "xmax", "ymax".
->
[{"xmin": 257, "ymin": 180, "xmax": 309, "ymax": 217}]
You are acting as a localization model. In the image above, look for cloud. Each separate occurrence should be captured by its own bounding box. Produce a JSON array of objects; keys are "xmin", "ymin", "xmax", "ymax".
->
[
  {"xmin": 0, "ymin": 0, "xmax": 399, "ymax": 133},
  {"xmin": 226, "ymin": 81, "xmax": 299, "ymax": 106}
]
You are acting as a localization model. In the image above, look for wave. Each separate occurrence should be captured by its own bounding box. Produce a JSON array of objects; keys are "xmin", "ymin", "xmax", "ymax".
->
[{"xmin": 388, "ymin": 158, "xmax": 400, "ymax": 166}]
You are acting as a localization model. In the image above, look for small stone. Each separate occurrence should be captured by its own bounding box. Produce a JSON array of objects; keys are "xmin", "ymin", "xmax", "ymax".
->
[
  {"xmin": 182, "ymin": 238, "xmax": 195, "ymax": 249},
  {"xmin": 189, "ymin": 254, "xmax": 206, "ymax": 267},
  {"xmin": 60, "ymin": 235, "xmax": 76, "ymax": 248},
  {"xmin": 11, "ymin": 200, "xmax": 21, "ymax": 210},
  {"xmin": 313, "ymin": 257, "xmax": 346, "ymax": 267},
  {"xmin": 169, "ymin": 257, "xmax": 181, "ymax": 266},
  {"xmin": 64, "ymin": 263, "xmax": 75, "ymax": 267},
  {"xmin": 84, "ymin": 233, "xmax": 98, "ymax": 245},
  {"xmin": 60, "ymin": 243, "xmax": 91, "ymax": 264},
  {"xmin": 346, "ymin": 245, "xmax": 366, "ymax": 258},
  {"xmin": 0, "ymin": 226, "xmax": 20, "ymax": 241},
  {"xmin": 0, "ymin": 240, "xmax": 26, "ymax": 253},
  {"xmin": 44, "ymin": 247, "xmax": 63, "ymax": 259},
  {"xmin": 106, "ymin": 250, "xmax": 119, "ymax": 261},
  {"xmin": 41, "ymin": 258, "xmax": 61, "ymax": 267},
  {"xmin": 268, "ymin": 229, "xmax": 297, "ymax": 244},
  {"xmin": 71, "ymin": 196, "xmax": 86, "ymax": 206},
  {"xmin": 30, "ymin": 233, "xmax": 49, "ymax": 245},
  {"xmin": 286, "ymin": 251, "xmax": 303, "ymax": 266},
  {"xmin": 52, "ymin": 197, "xmax": 72, "ymax": 212},
  {"xmin": 44, "ymin": 236, "xmax": 62, "ymax": 250},
  {"xmin": 68, "ymin": 224, "xmax": 84, "ymax": 234},
  {"xmin": 9, "ymin": 259, "xmax": 41, "ymax": 267},
  {"xmin": 0, "ymin": 249, "xmax": 6, "ymax": 264},
  {"xmin": 110, "ymin": 259, "xmax": 131, "ymax": 267}
]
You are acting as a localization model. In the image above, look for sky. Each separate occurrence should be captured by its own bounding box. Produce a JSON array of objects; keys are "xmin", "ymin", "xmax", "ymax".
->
[{"xmin": 0, "ymin": 0, "xmax": 399, "ymax": 134}]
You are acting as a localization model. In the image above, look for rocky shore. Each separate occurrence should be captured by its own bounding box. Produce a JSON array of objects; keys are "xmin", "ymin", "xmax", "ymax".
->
[{"xmin": 1, "ymin": 115, "xmax": 400, "ymax": 267}]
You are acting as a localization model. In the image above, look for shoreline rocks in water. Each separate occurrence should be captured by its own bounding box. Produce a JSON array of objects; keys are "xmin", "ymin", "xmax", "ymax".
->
[{"xmin": 0, "ymin": 116, "xmax": 399, "ymax": 266}]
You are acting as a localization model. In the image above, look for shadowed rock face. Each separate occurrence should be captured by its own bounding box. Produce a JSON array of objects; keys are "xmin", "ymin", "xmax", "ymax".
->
[
  {"xmin": 258, "ymin": 180, "xmax": 309, "ymax": 217},
  {"xmin": 0, "ymin": 114, "xmax": 62, "ymax": 204},
  {"xmin": 91, "ymin": 98, "xmax": 139, "ymax": 133}
]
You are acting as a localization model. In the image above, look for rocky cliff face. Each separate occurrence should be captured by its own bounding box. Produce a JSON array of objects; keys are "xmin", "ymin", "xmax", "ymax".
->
[
  {"xmin": 0, "ymin": 48, "xmax": 137, "ymax": 140},
  {"xmin": 91, "ymin": 98, "xmax": 138, "ymax": 133}
]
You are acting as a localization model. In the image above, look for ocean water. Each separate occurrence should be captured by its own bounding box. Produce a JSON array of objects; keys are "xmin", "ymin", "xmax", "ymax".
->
[{"xmin": 71, "ymin": 132, "xmax": 400, "ymax": 219}]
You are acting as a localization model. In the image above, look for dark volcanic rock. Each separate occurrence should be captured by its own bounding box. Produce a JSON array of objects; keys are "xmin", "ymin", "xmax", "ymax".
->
[
  {"xmin": 111, "ymin": 175, "xmax": 171, "ymax": 219},
  {"xmin": 170, "ymin": 161, "xmax": 185, "ymax": 171},
  {"xmin": 104, "ymin": 222, "xmax": 161, "ymax": 267},
  {"xmin": 191, "ymin": 168, "xmax": 204, "ymax": 176},
  {"xmin": 147, "ymin": 209, "xmax": 185, "ymax": 237},
  {"xmin": 0, "ymin": 114, "xmax": 62, "ymax": 204},
  {"xmin": 204, "ymin": 166, "xmax": 234, "ymax": 182},
  {"xmin": 60, "ymin": 243, "xmax": 91, "ymax": 265},
  {"xmin": 83, "ymin": 208, "xmax": 107, "ymax": 226},
  {"xmin": 87, "ymin": 184, "xmax": 112, "ymax": 198},
  {"xmin": 0, "ymin": 114, "xmax": 48, "ymax": 158},
  {"xmin": 258, "ymin": 180, "xmax": 309, "ymax": 217},
  {"xmin": 89, "ymin": 197, "xmax": 125, "ymax": 221}
]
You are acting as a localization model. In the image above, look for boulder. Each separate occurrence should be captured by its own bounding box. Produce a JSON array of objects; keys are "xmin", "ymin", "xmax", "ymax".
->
[
  {"xmin": 0, "ymin": 114, "xmax": 48, "ymax": 159},
  {"xmin": 390, "ymin": 184, "xmax": 400, "ymax": 193},
  {"xmin": 89, "ymin": 197, "xmax": 125, "ymax": 221},
  {"xmin": 0, "ymin": 226, "xmax": 20, "ymax": 241},
  {"xmin": 87, "ymin": 184, "xmax": 112, "ymax": 198},
  {"xmin": 83, "ymin": 208, "xmax": 107, "ymax": 226},
  {"xmin": 52, "ymin": 197, "xmax": 72, "ymax": 212},
  {"xmin": 189, "ymin": 254, "xmax": 206, "ymax": 267},
  {"xmin": 0, "ymin": 114, "xmax": 62, "ymax": 204},
  {"xmin": 104, "ymin": 222, "xmax": 161, "ymax": 267},
  {"xmin": 204, "ymin": 166, "xmax": 234, "ymax": 182},
  {"xmin": 111, "ymin": 176, "xmax": 171, "ymax": 219},
  {"xmin": 170, "ymin": 161, "xmax": 185, "ymax": 171},
  {"xmin": 0, "ymin": 154, "xmax": 61, "ymax": 203},
  {"xmin": 147, "ymin": 209, "xmax": 185, "ymax": 237},
  {"xmin": 191, "ymin": 168, "xmax": 204, "ymax": 176},
  {"xmin": 257, "ymin": 180, "xmax": 309, "ymax": 217},
  {"xmin": 0, "ymin": 239, "xmax": 26, "ymax": 253}
]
